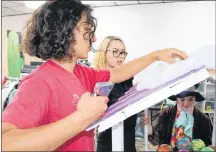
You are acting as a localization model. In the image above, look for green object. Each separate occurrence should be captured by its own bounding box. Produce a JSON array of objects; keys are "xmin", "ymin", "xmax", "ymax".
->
[
  {"xmin": 7, "ymin": 31, "xmax": 22, "ymax": 77},
  {"xmin": 200, "ymin": 147, "xmax": 214, "ymax": 151},
  {"xmin": 20, "ymin": 57, "xmax": 24, "ymax": 69},
  {"xmin": 191, "ymin": 139, "xmax": 206, "ymax": 151}
]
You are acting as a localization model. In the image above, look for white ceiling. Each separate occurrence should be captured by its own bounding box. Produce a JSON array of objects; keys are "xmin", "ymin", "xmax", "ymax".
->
[{"xmin": 2, "ymin": 0, "xmax": 195, "ymax": 17}]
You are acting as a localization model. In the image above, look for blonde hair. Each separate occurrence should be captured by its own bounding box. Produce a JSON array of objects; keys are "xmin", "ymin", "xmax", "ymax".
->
[{"xmin": 92, "ymin": 36, "xmax": 124, "ymax": 69}]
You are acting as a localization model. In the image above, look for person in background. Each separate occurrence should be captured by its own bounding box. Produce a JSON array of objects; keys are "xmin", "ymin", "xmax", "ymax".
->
[
  {"xmin": 158, "ymin": 85, "xmax": 213, "ymax": 148},
  {"xmin": 92, "ymin": 36, "xmax": 149, "ymax": 152},
  {"xmin": 1, "ymin": 0, "xmax": 188, "ymax": 151}
]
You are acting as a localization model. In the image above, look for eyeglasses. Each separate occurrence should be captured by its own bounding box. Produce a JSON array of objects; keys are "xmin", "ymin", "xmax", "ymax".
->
[{"xmin": 107, "ymin": 50, "xmax": 128, "ymax": 58}]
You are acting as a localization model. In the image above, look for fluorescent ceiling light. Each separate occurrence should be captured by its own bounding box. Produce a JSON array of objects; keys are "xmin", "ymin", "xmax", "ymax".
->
[
  {"xmin": 24, "ymin": 1, "xmax": 112, "ymax": 10},
  {"xmin": 23, "ymin": 1, "xmax": 46, "ymax": 10},
  {"xmin": 82, "ymin": 1, "xmax": 112, "ymax": 5}
]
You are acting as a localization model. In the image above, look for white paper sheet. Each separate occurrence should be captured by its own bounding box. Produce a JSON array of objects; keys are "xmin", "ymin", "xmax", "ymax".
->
[
  {"xmin": 136, "ymin": 57, "xmax": 204, "ymax": 90},
  {"xmin": 190, "ymin": 45, "xmax": 215, "ymax": 69}
]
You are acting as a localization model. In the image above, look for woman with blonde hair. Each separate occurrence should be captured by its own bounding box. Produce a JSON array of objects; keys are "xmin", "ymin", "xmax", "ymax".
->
[
  {"xmin": 92, "ymin": 36, "xmax": 127, "ymax": 69},
  {"xmin": 93, "ymin": 36, "xmax": 148, "ymax": 152}
]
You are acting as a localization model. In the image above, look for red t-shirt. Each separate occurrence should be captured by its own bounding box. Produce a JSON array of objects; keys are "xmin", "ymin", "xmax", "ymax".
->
[{"xmin": 2, "ymin": 60, "xmax": 110, "ymax": 151}]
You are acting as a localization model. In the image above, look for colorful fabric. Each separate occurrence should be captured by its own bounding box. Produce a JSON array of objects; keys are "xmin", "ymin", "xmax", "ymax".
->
[
  {"xmin": 170, "ymin": 110, "xmax": 194, "ymax": 148},
  {"xmin": 175, "ymin": 110, "xmax": 194, "ymax": 137},
  {"xmin": 177, "ymin": 104, "xmax": 194, "ymax": 115}
]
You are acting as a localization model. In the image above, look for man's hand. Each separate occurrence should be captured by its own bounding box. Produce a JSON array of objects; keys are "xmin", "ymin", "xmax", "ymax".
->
[
  {"xmin": 109, "ymin": 48, "xmax": 188, "ymax": 83},
  {"xmin": 152, "ymin": 48, "xmax": 188, "ymax": 64},
  {"xmin": 77, "ymin": 92, "xmax": 109, "ymax": 121}
]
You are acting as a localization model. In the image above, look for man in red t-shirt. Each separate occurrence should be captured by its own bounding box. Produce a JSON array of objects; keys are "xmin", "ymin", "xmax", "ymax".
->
[{"xmin": 2, "ymin": 1, "xmax": 188, "ymax": 151}]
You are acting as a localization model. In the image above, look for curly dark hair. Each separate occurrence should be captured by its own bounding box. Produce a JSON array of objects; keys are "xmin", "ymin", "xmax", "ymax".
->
[{"xmin": 22, "ymin": 0, "xmax": 96, "ymax": 61}]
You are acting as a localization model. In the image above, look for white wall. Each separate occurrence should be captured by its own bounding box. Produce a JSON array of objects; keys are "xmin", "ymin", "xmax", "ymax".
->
[
  {"xmin": 90, "ymin": 1, "xmax": 215, "ymax": 60},
  {"xmin": 90, "ymin": 1, "xmax": 215, "ymax": 81},
  {"xmin": 2, "ymin": 1, "xmax": 215, "ymax": 81},
  {"xmin": 2, "ymin": 14, "xmax": 32, "ymax": 32}
]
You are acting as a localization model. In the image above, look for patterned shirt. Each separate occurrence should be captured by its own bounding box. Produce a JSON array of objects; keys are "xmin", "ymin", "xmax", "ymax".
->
[{"xmin": 170, "ymin": 111, "xmax": 193, "ymax": 148}]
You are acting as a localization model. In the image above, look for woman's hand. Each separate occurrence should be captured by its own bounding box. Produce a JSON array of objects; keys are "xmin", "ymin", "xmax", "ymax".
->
[{"xmin": 152, "ymin": 48, "xmax": 188, "ymax": 64}]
